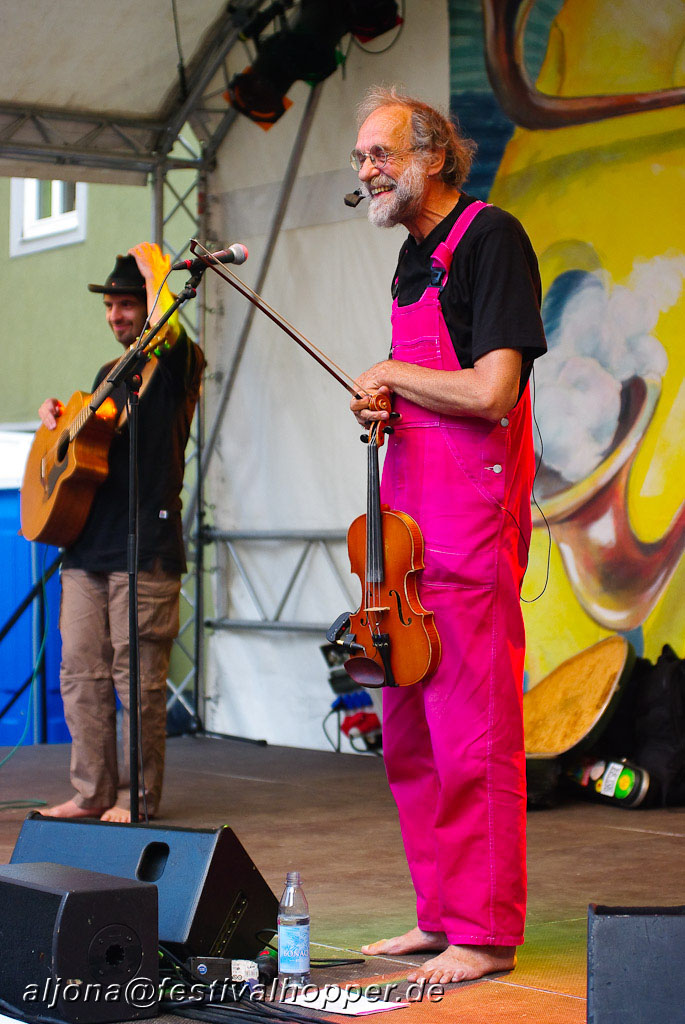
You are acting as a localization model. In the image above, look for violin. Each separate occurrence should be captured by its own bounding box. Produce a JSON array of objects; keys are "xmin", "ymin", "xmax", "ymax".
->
[
  {"xmin": 193, "ymin": 242, "xmax": 441, "ymax": 687},
  {"xmin": 327, "ymin": 395, "xmax": 441, "ymax": 687}
]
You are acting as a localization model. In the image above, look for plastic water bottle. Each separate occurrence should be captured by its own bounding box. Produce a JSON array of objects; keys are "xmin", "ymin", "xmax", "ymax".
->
[{"xmin": 277, "ymin": 871, "xmax": 310, "ymax": 984}]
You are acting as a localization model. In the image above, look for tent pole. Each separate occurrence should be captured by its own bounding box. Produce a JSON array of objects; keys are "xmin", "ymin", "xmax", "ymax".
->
[
  {"xmin": 151, "ymin": 163, "xmax": 165, "ymax": 247},
  {"xmin": 183, "ymin": 82, "xmax": 324, "ymax": 531},
  {"xmin": 191, "ymin": 164, "xmax": 209, "ymax": 731}
]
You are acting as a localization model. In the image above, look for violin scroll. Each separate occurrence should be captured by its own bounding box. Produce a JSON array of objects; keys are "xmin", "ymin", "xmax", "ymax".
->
[{"xmin": 366, "ymin": 392, "xmax": 393, "ymax": 446}]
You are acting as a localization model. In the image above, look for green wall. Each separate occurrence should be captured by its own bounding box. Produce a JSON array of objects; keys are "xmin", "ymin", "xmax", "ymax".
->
[{"xmin": 0, "ymin": 177, "xmax": 150, "ymax": 425}]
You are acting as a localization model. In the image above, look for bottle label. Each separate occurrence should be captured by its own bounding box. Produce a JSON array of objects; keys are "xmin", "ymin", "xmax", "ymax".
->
[
  {"xmin": 600, "ymin": 762, "xmax": 623, "ymax": 798},
  {"xmin": 278, "ymin": 924, "xmax": 310, "ymax": 974},
  {"xmin": 614, "ymin": 766, "xmax": 636, "ymax": 800}
]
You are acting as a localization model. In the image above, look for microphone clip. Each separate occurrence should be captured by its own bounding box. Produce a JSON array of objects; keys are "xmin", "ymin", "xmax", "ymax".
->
[{"xmin": 344, "ymin": 189, "xmax": 365, "ymax": 209}]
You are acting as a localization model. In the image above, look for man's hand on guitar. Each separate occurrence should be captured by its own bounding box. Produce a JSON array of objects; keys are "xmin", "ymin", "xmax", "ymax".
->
[
  {"xmin": 38, "ymin": 398, "xmax": 64, "ymax": 431},
  {"xmin": 128, "ymin": 241, "xmax": 179, "ymax": 345}
]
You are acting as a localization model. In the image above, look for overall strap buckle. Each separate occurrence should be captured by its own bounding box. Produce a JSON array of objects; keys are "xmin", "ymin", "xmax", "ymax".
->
[{"xmin": 430, "ymin": 265, "xmax": 446, "ymax": 288}]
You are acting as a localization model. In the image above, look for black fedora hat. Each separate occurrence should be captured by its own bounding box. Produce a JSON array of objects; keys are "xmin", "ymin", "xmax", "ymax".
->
[{"xmin": 88, "ymin": 254, "xmax": 146, "ymax": 296}]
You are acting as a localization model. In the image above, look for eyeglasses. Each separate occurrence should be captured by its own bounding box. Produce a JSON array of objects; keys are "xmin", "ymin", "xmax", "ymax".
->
[{"xmin": 349, "ymin": 144, "xmax": 420, "ymax": 172}]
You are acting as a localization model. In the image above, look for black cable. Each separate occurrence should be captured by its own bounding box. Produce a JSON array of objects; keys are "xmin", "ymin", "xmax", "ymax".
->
[
  {"xmin": 240, "ymin": 36, "xmax": 255, "ymax": 63},
  {"xmin": 352, "ymin": 0, "xmax": 405, "ymax": 55},
  {"xmin": 171, "ymin": 0, "xmax": 189, "ymax": 98},
  {"xmin": 160, "ymin": 942, "xmax": 193, "ymax": 975},
  {"xmin": 521, "ymin": 365, "xmax": 552, "ymax": 603},
  {"xmin": 137, "ymin": 267, "xmax": 174, "ymax": 343},
  {"xmin": 338, "ymin": 32, "xmax": 355, "ymax": 79},
  {"xmin": 348, "ymin": 733, "xmax": 381, "ymax": 756},
  {"xmin": 451, "ymin": 363, "xmax": 551, "ymax": 605},
  {"xmin": 0, "ymin": 551, "xmax": 61, "ymax": 645},
  {"xmin": 0, "ymin": 993, "xmax": 76, "ymax": 1024}
]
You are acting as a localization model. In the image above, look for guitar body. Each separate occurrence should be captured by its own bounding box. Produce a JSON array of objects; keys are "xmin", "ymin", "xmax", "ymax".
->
[{"xmin": 21, "ymin": 390, "xmax": 117, "ymax": 547}]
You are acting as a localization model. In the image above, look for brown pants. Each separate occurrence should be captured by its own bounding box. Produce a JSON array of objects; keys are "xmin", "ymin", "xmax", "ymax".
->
[{"xmin": 59, "ymin": 565, "xmax": 181, "ymax": 815}]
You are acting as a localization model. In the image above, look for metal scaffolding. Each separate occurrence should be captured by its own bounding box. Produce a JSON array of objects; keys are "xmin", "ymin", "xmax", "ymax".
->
[
  {"xmin": 0, "ymin": 1, "xmax": 335, "ymax": 735},
  {"xmin": 0, "ymin": 1, "xmax": 264, "ymax": 733}
]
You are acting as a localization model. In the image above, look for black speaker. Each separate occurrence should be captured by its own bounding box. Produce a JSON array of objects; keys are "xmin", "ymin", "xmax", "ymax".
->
[
  {"xmin": 11, "ymin": 813, "xmax": 278, "ymax": 960},
  {"xmin": 588, "ymin": 903, "xmax": 685, "ymax": 1023},
  {"xmin": 0, "ymin": 862, "xmax": 158, "ymax": 1023}
]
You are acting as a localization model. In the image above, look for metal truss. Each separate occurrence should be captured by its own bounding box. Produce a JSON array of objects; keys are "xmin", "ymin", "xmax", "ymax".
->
[
  {"xmin": 0, "ymin": 0, "xmax": 262, "ymax": 179},
  {"xmin": 0, "ymin": 106, "xmax": 176, "ymax": 177},
  {"xmin": 0, "ymin": 0, "xmax": 267, "ymax": 734},
  {"xmin": 181, "ymin": 83, "xmax": 327, "ymax": 729},
  {"xmin": 203, "ymin": 529, "xmax": 356, "ymax": 633},
  {"xmin": 150, "ymin": 136, "xmax": 208, "ymax": 732}
]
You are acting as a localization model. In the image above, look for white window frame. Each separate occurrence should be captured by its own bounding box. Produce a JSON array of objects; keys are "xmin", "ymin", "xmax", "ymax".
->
[{"xmin": 9, "ymin": 177, "xmax": 88, "ymax": 256}]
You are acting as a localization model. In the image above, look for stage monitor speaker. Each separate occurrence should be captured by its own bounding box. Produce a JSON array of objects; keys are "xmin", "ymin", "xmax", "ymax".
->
[
  {"xmin": 0, "ymin": 862, "xmax": 158, "ymax": 1023},
  {"xmin": 11, "ymin": 813, "xmax": 278, "ymax": 961},
  {"xmin": 588, "ymin": 903, "xmax": 685, "ymax": 1023}
]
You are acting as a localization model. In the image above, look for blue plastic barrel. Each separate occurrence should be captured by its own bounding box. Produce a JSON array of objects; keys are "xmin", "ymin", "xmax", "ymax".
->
[{"xmin": 0, "ymin": 488, "xmax": 67, "ymax": 746}]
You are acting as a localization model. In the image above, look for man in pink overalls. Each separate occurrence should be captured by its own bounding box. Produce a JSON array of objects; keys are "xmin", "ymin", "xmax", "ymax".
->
[{"xmin": 350, "ymin": 87, "xmax": 547, "ymax": 984}]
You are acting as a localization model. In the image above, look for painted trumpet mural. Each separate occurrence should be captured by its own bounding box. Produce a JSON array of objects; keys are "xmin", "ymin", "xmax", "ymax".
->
[{"xmin": 449, "ymin": 0, "xmax": 685, "ymax": 681}]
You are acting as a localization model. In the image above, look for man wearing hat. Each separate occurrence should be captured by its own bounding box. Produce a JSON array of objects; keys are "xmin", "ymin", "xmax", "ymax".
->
[{"xmin": 38, "ymin": 242, "xmax": 205, "ymax": 822}]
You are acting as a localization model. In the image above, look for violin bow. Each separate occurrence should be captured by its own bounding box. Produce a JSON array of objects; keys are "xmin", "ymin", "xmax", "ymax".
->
[{"xmin": 190, "ymin": 238, "xmax": 364, "ymax": 401}]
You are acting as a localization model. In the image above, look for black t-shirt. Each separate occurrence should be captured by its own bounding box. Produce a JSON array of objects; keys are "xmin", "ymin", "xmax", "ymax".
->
[
  {"xmin": 393, "ymin": 193, "xmax": 547, "ymax": 389},
  {"xmin": 62, "ymin": 328, "xmax": 205, "ymax": 574}
]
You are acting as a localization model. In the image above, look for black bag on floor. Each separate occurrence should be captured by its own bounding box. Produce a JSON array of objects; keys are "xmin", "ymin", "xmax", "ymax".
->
[
  {"xmin": 586, "ymin": 644, "xmax": 685, "ymax": 807},
  {"xmin": 632, "ymin": 645, "xmax": 685, "ymax": 805}
]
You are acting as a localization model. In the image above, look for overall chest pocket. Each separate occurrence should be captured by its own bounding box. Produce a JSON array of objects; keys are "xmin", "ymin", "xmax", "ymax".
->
[{"xmin": 391, "ymin": 297, "xmax": 443, "ymax": 369}]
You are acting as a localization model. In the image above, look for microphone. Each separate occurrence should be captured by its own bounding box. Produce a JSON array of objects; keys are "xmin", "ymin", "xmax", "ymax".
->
[
  {"xmin": 344, "ymin": 189, "xmax": 366, "ymax": 208},
  {"xmin": 171, "ymin": 243, "xmax": 248, "ymax": 272}
]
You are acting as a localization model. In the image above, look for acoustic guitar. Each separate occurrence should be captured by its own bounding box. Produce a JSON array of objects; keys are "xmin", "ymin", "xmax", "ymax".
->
[
  {"xmin": 20, "ymin": 345, "xmax": 158, "ymax": 548},
  {"xmin": 20, "ymin": 389, "xmax": 119, "ymax": 548}
]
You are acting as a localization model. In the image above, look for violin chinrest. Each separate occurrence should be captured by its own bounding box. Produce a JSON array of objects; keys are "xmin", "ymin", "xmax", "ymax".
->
[{"xmin": 344, "ymin": 656, "xmax": 386, "ymax": 688}]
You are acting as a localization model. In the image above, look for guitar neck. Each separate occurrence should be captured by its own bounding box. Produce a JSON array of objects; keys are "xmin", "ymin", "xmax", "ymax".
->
[
  {"xmin": 72, "ymin": 341, "xmax": 151, "ymax": 441},
  {"xmin": 68, "ymin": 398, "xmax": 96, "ymax": 442}
]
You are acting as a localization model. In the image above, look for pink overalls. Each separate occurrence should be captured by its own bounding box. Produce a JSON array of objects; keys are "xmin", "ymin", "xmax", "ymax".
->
[{"xmin": 380, "ymin": 201, "xmax": 534, "ymax": 946}]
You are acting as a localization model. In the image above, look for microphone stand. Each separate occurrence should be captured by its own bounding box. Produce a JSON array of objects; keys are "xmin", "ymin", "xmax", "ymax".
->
[{"xmin": 90, "ymin": 267, "xmax": 204, "ymax": 823}]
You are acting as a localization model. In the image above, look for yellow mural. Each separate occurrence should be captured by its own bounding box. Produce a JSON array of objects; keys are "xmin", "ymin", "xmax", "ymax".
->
[{"xmin": 485, "ymin": 0, "xmax": 685, "ymax": 680}]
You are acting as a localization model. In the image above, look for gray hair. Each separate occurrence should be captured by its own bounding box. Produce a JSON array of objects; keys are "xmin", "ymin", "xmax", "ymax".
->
[{"xmin": 356, "ymin": 85, "xmax": 477, "ymax": 188}]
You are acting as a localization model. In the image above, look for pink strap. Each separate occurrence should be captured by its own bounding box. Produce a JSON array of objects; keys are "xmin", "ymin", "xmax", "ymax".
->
[{"xmin": 431, "ymin": 200, "xmax": 490, "ymax": 275}]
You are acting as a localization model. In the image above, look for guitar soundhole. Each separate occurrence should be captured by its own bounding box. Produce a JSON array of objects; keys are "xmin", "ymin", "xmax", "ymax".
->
[{"xmin": 56, "ymin": 432, "xmax": 70, "ymax": 463}]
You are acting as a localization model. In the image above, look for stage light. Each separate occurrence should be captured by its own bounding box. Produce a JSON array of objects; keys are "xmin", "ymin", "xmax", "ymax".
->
[
  {"xmin": 347, "ymin": 0, "xmax": 403, "ymax": 43},
  {"xmin": 225, "ymin": 0, "xmax": 401, "ymax": 129}
]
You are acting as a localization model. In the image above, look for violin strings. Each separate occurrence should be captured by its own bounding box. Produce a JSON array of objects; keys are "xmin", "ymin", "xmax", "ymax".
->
[
  {"xmin": 374, "ymin": 422, "xmax": 379, "ymax": 633},
  {"xmin": 191, "ymin": 240, "xmax": 363, "ymax": 396},
  {"xmin": 366, "ymin": 423, "xmax": 372, "ymax": 634},
  {"xmin": 369, "ymin": 421, "xmax": 381, "ymax": 636}
]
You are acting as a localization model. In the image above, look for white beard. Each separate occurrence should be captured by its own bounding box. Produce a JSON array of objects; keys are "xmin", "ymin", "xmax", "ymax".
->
[{"xmin": 363, "ymin": 159, "xmax": 427, "ymax": 229}]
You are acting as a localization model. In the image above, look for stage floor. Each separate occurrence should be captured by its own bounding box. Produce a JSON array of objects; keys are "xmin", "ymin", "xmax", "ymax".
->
[{"xmin": 2, "ymin": 735, "xmax": 684, "ymax": 1023}]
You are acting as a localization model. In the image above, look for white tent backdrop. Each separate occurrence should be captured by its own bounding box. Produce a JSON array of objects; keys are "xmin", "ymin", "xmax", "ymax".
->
[
  {"xmin": 0, "ymin": 0, "xmax": 234, "ymax": 184},
  {"xmin": 202, "ymin": 0, "xmax": 450, "ymax": 748}
]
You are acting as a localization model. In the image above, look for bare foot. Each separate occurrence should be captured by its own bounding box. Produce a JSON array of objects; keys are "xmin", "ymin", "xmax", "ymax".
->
[
  {"xmin": 361, "ymin": 926, "xmax": 449, "ymax": 957},
  {"xmin": 100, "ymin": 806, "xmax": 131, "ymax": 823},
  {"xmin": 406, "ymin": 944, "xmax": 516, "ymax": 984},
  {"xmin": 42, "ymin": 799, "xmax": 106, "ymax": 819}
]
